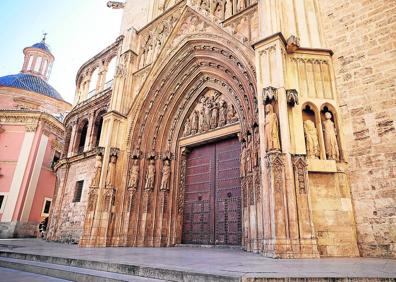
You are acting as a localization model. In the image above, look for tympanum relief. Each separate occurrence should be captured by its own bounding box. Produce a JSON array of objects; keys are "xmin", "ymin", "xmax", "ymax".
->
[
  {"xmin": 182, "ymin": 90, "xmax": 239, "ymax": 137},
  {"xmin": 188, "ymin": 0, "xmax": 257, "ymax": 20}
]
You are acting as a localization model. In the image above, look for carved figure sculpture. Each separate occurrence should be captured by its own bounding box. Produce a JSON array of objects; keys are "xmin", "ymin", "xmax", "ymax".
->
[
  {"xmin": 203, "ymin": 97, "xmax": 213, "ymax": 131},
  {"xmin": 191, "ymin": 110, "xmax": 199, "ymax": 134},
  {"xmin": 213, "ymin": 0, "xmax": 225, "ymax": 19},
  {"xmin": 160, "ymin": 160, "xmax": 171, "ymax": 192},
  {"xmin": 199, "ymin": 110, "xmax": 205, "ymax": 133},
  {"xmin": 246, "ymin": 135, "xmax": 253, "ymax": 173},
  {"xmin": 322, "ymin": 112, "xmax": 339, "ymax": 160},
  {"xmin": 303, "ymin": 120, "xmax": 320, "ymax": 159},
  {"xmin": 225, "ymin": 0, "xmax": 233, "ymax": 18},
  {"xmin": 90, "ymin": 154, "xmax": 102, "ymax": 187},
  {"xmin": 237, "ymin": 0, "xmax": 246, "ymax": 11},
  {"xmin": 253, "ymin": 126, "xmax": 260, "ymax": 167},
  {"xmin": 227, "ymin": 104, "xmax": 238, "ymax": 123},
  {"xmin": 145, "ymin": 159, "xmax": 156, "ymax": 191},
  {"xmin": 105, "ymin": 155, "xmax": 117, "ymax": 188},
  {"xmin": 240, "ymin": 142, "xmax": 247, "ymax": 177},
  {"xmin": 127, "ymin": 159, "xmax": 140, "ymax": 190},
  {"xmin": 264, "ymin": 104, "xmax": 281, "ymax": 152},
  {"xmin": 183, "ymin": 118, "xmax": 192, "ymax": 137},
  {"xmin": 210, "ymin": 102, "xmax": 219, "ymax": 129},
  {"xmin": 218, "ymin": 100, "xmax": 227, "ymax": 127}
]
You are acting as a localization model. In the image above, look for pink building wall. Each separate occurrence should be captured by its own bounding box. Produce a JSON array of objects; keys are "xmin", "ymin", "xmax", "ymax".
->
[{"xmin": 28, "ymin": 136, "xmax": 57, "ymax": 222}]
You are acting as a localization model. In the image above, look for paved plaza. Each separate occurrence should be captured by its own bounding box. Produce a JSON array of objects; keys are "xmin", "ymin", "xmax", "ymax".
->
[{"xmin": 0, "ymin": 239, "xmax": 395, "ymax": 280}]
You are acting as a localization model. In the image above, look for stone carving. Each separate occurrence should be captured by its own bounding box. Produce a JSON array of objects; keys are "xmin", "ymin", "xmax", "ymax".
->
[
  {"xmin": 139, "ymin": 14, "xmax": 179, "ymax": 68},
  {"xmin": 145, "ymin": 159, "xmax": 156, "ymax": 191},
  {"xmin": 246, "ymin": 134, "xmax": 253, "ymax": 173},
  {"xmin": 303, "ymin": 120, "xmax": 320, "ymax": 159},
  {"xmin": 286, "ymin": 35, "xmax": 300, "ymax": 54},
  {"xmin": 106, "ymin": 1, "xmax": 125, "ymax": 9},
  {"xmin": 183, "ymin": 118, "xmax": 192, "ymax": 137},
  {"xmin": 227, "ymin": 104, "xmax": 238, "ymax": 123},
  {"xmin": 218, "ymin": 100, "xmax": 227, "ymax": 127},
  {"xmin": 262, "ymin": 86, "xmax": 278, "ymax": 104},
  {"xmin": 240, "ymin": 142, "xmax": 247, "ymax": 177},
  {"xmin": 160, "ymin": 159, "xmax": 171, "ymax": 192},
  {"xmin": 253, "ymin": 126, "xmax": 260, "ymax": 167},
  {"xmin": 323, "ymin": 112, "xmax": 340, "ymax": 160},
  {"xmin": 191, "ymin": 110, "xmax": 199, "ymax": 134},
  {"xmin": 90, "ymin": 153, "xmax": 103, "ymax": 187},
  {"xmin": 237, "ymin": 0, "xmax": 246, "ymax": 11},
  {"xmin": 225, "ymin": 0, "xmax": 233, "ymax": 17},
  {"xmin": 87, "ymin": 187, "xmax": 98, "ymax": 212},
  {"xmin": 292, "ymin": 155, "xmax": 308, "ymax": 194},
  {"xmin": 105, "ymin": 154, "xmax": 117, "ymax": 188},
  {"xmin": 182, "ymin": 90, "xmax": 239, "ymax": 137},
  {"xmin": 286, "ymin": 89, "xmax": 299, "ymax": 106},
  {"xmin": 264, "ymin": 104, "xmax": 281, "ymax": 152},
  {"xmin": 127, "ymin": 159, "xmax": 139, "ymax": 190},
  {"xmin": 126, "ymin": 159, "xmax": 139, "ymax": 212},
  {"xmin": 178, "ymin": 148, "xmax": 189, "ymax": 214}
]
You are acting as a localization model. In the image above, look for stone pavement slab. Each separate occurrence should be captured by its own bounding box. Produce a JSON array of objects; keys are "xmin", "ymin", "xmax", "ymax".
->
[{"xmin": 0, "ymin": 239, "xmax": 395, "ymax": 279}]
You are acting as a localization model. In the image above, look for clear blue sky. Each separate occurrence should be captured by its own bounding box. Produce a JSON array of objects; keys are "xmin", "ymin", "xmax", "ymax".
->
[{"xmin": 0, "ymin": 0, "xmax": 123, "ymax": 103}]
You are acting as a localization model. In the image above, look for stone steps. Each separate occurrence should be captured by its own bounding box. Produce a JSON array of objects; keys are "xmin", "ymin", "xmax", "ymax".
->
[
  {"xmin": 0, "ymin": 257, "xmax": 163, "ymax": 282},
  {"xmin": 0, "ymin": 250, "xmax": 239, "ymax": 282}
]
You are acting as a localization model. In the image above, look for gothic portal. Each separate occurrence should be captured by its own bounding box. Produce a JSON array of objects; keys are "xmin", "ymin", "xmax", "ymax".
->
[{"xmin": 46, "ymin": 0, "xmax": 396, "ymax": 259}]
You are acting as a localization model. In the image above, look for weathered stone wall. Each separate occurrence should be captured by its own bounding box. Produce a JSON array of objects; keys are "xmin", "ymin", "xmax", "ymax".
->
[
  {"xmin": 309, "ymin": 172, "xmax": 359, "ymax": 257},
  {"xmin": 319, "ymin": 0, "xmax": 396, "ymax": 257},
  {"xmin": 50, "ymin": 157, "xmax": 95, "ymax": 243}
]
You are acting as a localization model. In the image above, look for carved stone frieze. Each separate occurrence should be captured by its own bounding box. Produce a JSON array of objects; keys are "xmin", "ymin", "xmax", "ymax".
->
[
  {"xmin": 177, "ymin": 148, "xmax": 189, "ymax": 214},
  {"xmin": 292, "ymin": 155, "xmax": 308, "ymax": 194}
]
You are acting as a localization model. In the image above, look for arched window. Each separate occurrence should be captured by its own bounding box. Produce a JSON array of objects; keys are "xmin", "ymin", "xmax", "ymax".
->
[
  {"xmin": 42, "ymin": 59, "xmax": 48, "ymax": 75},
  {"xmin": 93, "ymin": 110, "xmax": 106, "ymax": 147},
  {"xmin": 76, "ymin": 120, "xmax": 88, "ymax": 154},
  {"xmin": 105, "ymin": 57, "xmax": 117, "ymax": 87},
  {"xmin": 27, "ymin": 56, "xmax": 34, "ymax": 70},
  {"xmin": 63, "ymin": 126, "xmax": 73, "ymax": 157},
  {"xmin": 88, "ymin": 68, "xmax": 99, "ymax": 97},
  {"xmin": 34, "ymin": 57, "xmax": 42, "ymax": 72}
]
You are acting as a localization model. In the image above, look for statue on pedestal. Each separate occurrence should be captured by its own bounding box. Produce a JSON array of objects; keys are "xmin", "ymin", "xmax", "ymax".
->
[
  {"xmin": 264, "ymin": 104, "xmax": 281, "ymax": 152},
  {"xmin": 160, "ymin": 160, "xmax": 171, "ymax": 192},
  {"xmin": 322, "ymin": 112, "xmax": 339, "ymax": 161},
  {"xmin": 145, "ymin": 159, "xmax": 156, "ymax": 191},
  {"xmin": 303, "ymin": 120, "xmax": 320, "ymax": 159}
]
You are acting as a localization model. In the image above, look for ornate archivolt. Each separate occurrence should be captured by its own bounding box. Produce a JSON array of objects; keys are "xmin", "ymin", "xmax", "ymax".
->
[{"xmin": 117, "ymin": 19, "xmax": 258, "ymax": 248}]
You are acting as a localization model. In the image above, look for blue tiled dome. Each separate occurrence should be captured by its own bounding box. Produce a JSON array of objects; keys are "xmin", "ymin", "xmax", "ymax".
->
[
  {"xmin": 31, "ymin": 42, "xmax": 51, "ymax": 53},
  {"xmin": 0, "ymin": 73, "xmax": 64, "ymax": 101}
]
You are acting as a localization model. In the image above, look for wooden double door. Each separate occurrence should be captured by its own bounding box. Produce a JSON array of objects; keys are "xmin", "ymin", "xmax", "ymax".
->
[{"xmin": 182, "ymin": 137, "xmax": 242, "ymax": 245}]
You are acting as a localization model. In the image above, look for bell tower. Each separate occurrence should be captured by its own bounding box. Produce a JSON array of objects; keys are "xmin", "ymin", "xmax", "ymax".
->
[{"xmin": 21, "ymin": 34, "xmax": 54, "ymax": 82}]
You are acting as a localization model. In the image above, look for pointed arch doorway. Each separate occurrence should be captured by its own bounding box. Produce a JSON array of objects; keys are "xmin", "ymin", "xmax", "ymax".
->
[{"xmin": 182, "ymin": 136, "xmax": 242, "ymax": 246}]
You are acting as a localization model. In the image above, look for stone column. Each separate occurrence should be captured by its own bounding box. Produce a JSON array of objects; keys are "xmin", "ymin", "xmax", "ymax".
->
[
  {"xmin": 67, "ymin": 122, "xmax": 78, "ymax": 157},
  {"xmin": 84, "ymin": 113, "xmax": 95, "ymax": 152}
]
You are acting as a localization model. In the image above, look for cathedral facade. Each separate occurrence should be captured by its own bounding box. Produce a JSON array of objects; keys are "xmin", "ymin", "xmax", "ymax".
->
[{"xmin": 47, "ymin": 0, "xmax": 396, "ymax": 258}]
